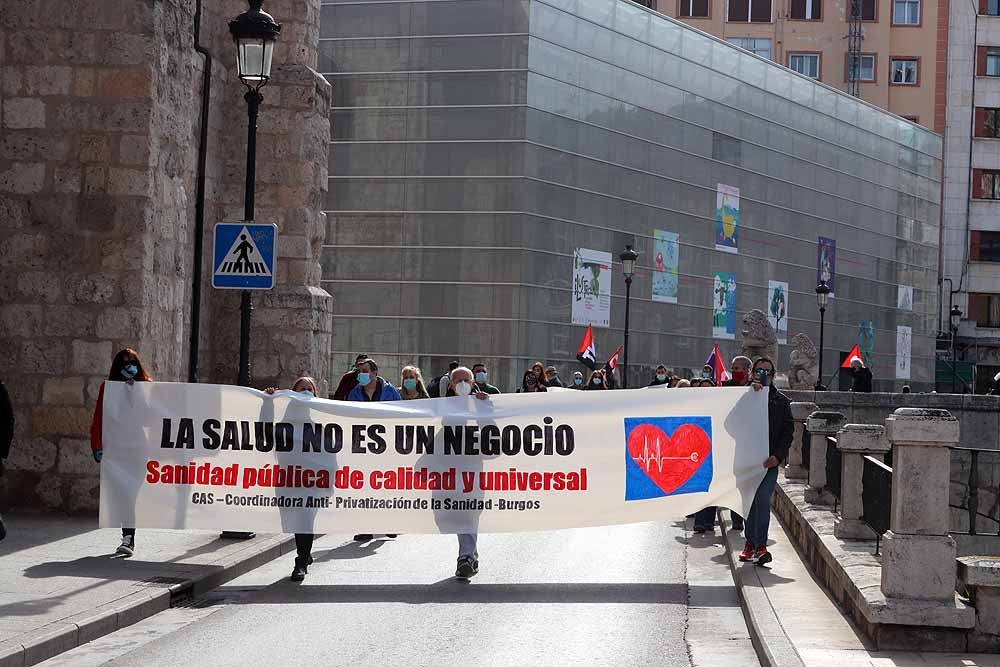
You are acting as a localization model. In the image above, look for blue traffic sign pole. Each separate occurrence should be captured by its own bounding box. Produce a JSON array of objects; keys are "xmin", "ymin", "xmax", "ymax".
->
[{"xmin": 237, "ymin": 89, "xmax": 262, "ymax": 388}]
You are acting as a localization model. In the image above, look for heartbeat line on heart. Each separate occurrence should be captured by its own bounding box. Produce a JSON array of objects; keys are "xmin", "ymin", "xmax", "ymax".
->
[{"xmin": 634, "ymin": 434, "xmax": 700, "ymax": 473}]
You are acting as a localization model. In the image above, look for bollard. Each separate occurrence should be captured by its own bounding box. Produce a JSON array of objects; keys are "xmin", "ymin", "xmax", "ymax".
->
[
  {"xmin": 834, "ymin": 424, "xmax": 889, "ymax": 540},
  {"xmin": 805, "ymin": 411, "xmax": 847, "ymax": 505},
  {"xmin": 786, "ymin": 401, "xmax": 817, "ymax": 480},
  {"xmin": 881, "ymin": 408, "xmax": 960, "ymax": 602}
]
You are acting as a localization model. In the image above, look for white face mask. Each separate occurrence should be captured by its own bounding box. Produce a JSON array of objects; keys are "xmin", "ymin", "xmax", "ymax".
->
[{"xmin": 454, "ymin": 381, "xmax": 473, "ymax": 396}]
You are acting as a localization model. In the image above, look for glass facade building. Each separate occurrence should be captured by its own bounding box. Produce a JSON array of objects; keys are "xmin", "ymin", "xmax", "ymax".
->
[{"xmin": 320, "ymin": 0, "xmax": 942, "ymax": 391}]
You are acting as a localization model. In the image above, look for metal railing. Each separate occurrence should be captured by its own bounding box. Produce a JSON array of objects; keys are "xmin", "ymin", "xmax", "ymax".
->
[
  {"xmin": 949, "ymin": 447, "xmax": 1000, "ymax": 536},
  {"xmin": 826, "ymin": 435, "xmax": 842, "ymax": 513},
  {"xmin": 861, "ymin": 455, "xmax": 892, "ymax": 555}
]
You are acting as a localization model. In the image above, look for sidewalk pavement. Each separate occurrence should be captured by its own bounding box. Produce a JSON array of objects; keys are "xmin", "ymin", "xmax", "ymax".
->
[
  {"xmin": 0, "ymin": 512, "xmax": 294, "ymax": 667},
  {"xmin": 717, "ymin": 508, "xmax": 1000, "ymax": 667}
]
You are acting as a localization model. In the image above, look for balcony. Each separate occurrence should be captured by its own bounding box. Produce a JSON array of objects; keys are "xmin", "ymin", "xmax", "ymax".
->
[{"xmin": 967, "ymin": 260, "xmax": 1000, "ymax": 294}]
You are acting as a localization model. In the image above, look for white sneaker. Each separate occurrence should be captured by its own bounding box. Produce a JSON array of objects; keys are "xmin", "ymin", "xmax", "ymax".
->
[{"xmin": 116, "ymin": 535, "xmax": 134, "ymax": 557}]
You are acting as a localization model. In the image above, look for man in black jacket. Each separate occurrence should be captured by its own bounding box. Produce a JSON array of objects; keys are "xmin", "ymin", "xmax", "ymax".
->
[
  {"xmin": 0, "ymin": 380, "xmax": 13, "ymax": 541},
  {"xmin": 739, "ymin": 357, "xmax": 793, "ymax": 566},
  {"xmin": 849, "ymin": 356, "xmax": 873, "ymax": 393}
]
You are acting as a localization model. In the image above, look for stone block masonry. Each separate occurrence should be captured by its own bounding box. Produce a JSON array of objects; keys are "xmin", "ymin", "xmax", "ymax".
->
[{"xmin": 0, "ymin": 0, "xmax": 332, "ymax": 513}]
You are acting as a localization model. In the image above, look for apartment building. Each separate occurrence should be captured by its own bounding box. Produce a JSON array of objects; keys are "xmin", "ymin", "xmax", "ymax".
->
[{"xmin": 651, "ymin": 0, "xmax": 947, "ymax": 131}]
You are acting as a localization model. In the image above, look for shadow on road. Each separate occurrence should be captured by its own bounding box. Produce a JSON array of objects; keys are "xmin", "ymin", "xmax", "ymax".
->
[{"xmin": 311, "ymin": 538, "xmax": 390, "ymax": 562}]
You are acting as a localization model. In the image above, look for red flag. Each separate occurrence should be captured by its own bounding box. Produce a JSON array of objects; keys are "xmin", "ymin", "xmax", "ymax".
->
[
  {"xmin": 704, "ymin": 343, "xmax": 731, "ymax": 384},
  {"xmin": 842, "ymin": 344, "xmax": 863, "ymax": 368},
  {"xmin": 576, "ymin": 325, "xmax": 598, "ymax": 370},
  {"xmin": 605, "ymin": 344, "xmax": 623, "ymax": 373}
]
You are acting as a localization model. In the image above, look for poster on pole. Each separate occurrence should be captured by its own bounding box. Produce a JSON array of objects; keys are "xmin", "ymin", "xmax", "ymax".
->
[
  {"xmin": 767, "ymin": 280, "xmax": 788, "ymax": 345},
  {"xmin": 817, "ymin": 237, "xmax": 836, "ymax": 297},
  {"xmin": 897, "ymin": 285, "xmax": 913, "ymax": 311},
  {"xmin": 713, "ymin": 272, "xmax": 737, "ymax": 340},
  {"xmin": 98, "ymin": 382, "xmax": 769, "ymax": 534},
  {"xmin": 858, "ymin": 320, "xmax": 876, "ymax": 367},
  {"xmin": 896, "ymin": 325, "xmax": 912, "ymax": 380},
  {"xmin": 652, "ymin": 229, "xmax": 679, "ymax": 304},
  {"xmin": 715, "ymin": 184, "xmax": 739, "ymax": 254},
  {"xmin": 572, "ymin": 248, "xmax": 612, "ymax": 328}
]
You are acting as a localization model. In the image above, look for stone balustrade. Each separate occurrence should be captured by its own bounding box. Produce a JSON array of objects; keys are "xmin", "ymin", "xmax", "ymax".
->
[
  {"xmin": 833, "ymin": 424, "xmax": 889, "ymax": 540},
  {"xmin": 786, "ymin": 401, "xmax": 816, "ymax": 481},
  {"xmin": 805, "ymin": 411, "xmax": 847, "ymax": 505}
]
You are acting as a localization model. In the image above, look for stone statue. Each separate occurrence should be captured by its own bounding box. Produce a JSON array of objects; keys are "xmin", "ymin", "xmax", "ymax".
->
[
  {"xmin": 788, "ymin": 333, "xmax": 819, "ymax": 390},
  {"xmin": 741, "ymin": 309, "xmax": 778, "ymax": 362}
]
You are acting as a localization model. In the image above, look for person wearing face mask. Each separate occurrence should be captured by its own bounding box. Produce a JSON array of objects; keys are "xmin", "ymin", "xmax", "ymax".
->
[
  {"xmin": 265, "ymin": 377, "xmax": 321, "ymax": 580},
  {"xmin": 723, "ymin": 356, "xmax": 753, "ymax": 387},
  {"xmin": 399, "ymin": 365, "xmax": 430, "ymax": 400},
  {"xmin": 544, "ymin": 366, "xmax": 564, "ymax": 388},
  {"xmin": 649, "ymin": 365, "xmax": 671, "ymax": 387},
  {"xmin": 443, "ymin": 367, "xmax": 490, "ymax": 577},
  {"xmin": 571, "ymin": 371, "xmax": 585, "ymax": 388},
  {"xmin": 348, "ymin": 358, "xmax": 402, "ymax": 542},
  {"xmin": 585, "ymin": 370, "xmax": 608, "ymax": 390},
  {"xmin": 471, "ymin": 363, "xmax": 501, "ymax": 394},
  {"xmin": 739, "ymin": 357, "xmax": 794, "ymax": 566},
  {"xmin": 519, "ymin": 369, "xmax": 547, "ymax": 393},
  {"xmin": 91, "ymin": 348, "xmax": 153, "ymax": 557}
]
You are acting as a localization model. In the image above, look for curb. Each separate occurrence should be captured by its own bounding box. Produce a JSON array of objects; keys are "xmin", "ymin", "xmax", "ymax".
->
[
  {"xmin": 719, "ymin": 510, "xmax": 806, "ymax": 667},
  {"xmin": 0, "ymin": 534, "xmax": 295, "ymax": 667}
]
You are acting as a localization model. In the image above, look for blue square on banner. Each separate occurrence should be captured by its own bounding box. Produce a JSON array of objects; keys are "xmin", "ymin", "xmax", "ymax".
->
[
  {"xmin": 624, "ymin": 416, "xmax": 713, "ymax": 502},
  {"xmin": 212, "ymin": 222, "xmax": 277, "ymax": 290}
]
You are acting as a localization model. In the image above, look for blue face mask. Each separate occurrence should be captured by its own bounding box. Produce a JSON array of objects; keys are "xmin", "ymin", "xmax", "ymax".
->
[
  {"xmin": 300, "ymin": 389, "xmax": 315, "ymax": 398},
  {"xmin": 121, "ymin": 364, "xmax": 138, "ymax": 380},
  {"xmin": 592, "ymin": 378, "xmax": 602, "ymax": 386},
  {"xmin": 574, "ymin": 377, "xmax": 583, "ymax": 386},
  {"xmin": 656, "ymin": 373, "xmax": 667, "ymax": 382},
  {"xmin": 474, "ymin": 372, "xmax": 488, "ymax": 384},
  {"xmin": 403, "ymin": 378, "xmax": 417, "ymax": 391},
  {"xmin": 357, "ymin": 372, "xmax": 371, "ymax": 386}
]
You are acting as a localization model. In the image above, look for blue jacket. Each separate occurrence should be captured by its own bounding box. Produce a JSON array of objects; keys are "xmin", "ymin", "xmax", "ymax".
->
[{"xmin": 347, "ymin": 377, "xmax": 401, "ymax": 402}]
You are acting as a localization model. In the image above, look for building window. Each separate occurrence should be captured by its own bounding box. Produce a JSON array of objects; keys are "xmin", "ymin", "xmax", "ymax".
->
[
  {"xmin": 972, "ymin": 293, "xmax": 1000, "ymax": 328},
  {"xmin": 848, "ymin": 0, "xmax": 877, "ymax": 21},
  {"xmin": 890, "ymin": 58, "xmax": 918, "ymax": 84},
  {"xmin": 726, "ymin": 37, "xmax": 773, "ymax": 60},
  {"xmin": 974, "ymin": 169, "xmax": 1000, "ymax": 199},
  {"xmin": 789, "ymin": 53, "xmax": 820, "ymax": 78},
  {"xmin": 986, "ymin": 48, "xmax": 1000, "ymax": 76},
  {"xmin": 902, "ymin": 115, "xmax": 920, "ymax": 124},
  {"xmin": 892, "ymin": 0, "xmax": 920, "ymax": 24},
  {"xmin": 976, "ymin": 108, "xmax": 1000, "ymax": 137},
  {"xmin": 984, "ymin": 0, "xmax": 1000, "ymax": 16},
  {"xmin": 790, "ymin": 0, "xmax": 821, "ymax": 19},
  {"xmin": 728, "ymin": 0, "xmax": 772, "ymax": 22},
  {"xmin": 847, "ymin": 54, "xmax": 876, "ymax": 81},
  {"xmin": 712, "ymin": 133, "xmax": 743, "ymax": 165},
  {"xmin": 630, "ymin": 0, "xmax": 656, "ymax": 7},
  {"xmin": 680, "ymin": 0, "xmax": 709, "ymax": 17},
  {"xmin": 972, "ymin": 231, "xmax": 1000, "ymax": 262}
]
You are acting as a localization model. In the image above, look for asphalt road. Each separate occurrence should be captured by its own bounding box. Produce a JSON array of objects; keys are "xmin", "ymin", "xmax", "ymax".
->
[{"xmin": 41, "ymin": 521, "xmax": 758, "ymax": 667}]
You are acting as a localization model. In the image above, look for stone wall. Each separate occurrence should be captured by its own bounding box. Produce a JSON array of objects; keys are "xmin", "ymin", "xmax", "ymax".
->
[{"xmin": 0, "ymin": 0, "xmax": 332, "ymax": 513}]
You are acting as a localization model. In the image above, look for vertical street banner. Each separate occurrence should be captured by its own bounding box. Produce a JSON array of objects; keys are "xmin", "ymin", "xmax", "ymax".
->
[
  {"xmin": 713, "ymin": 272, "xmax": 737, "ymax": 340},
  {"xmin": 817, "ymin": 237, "xmax": 836, "ymax": 297},
  {"xmin": 858, "ymin": 320, "xmax": 876, "ymax": 366},
  {"xmin": 715, "ymin": 184, "xmax": 739, "ymax": 254},
  {"xmin": 98, "ymin": 382, "xmax": 769, "ymax": 534},
  {"xmin": 572, "ymin": 248, "xmax": 612, "ymax": 328},
  {"xmin": 767, "ymin": 280, "xmax": 788, "ymax": 345},
  {"xmin": 652, "ymin": 229, "xmax": 679, "ymax": 304},
  {"xmin": 897, "ymin": 285, "xmax": 913, "ymax": 311},
  {"xmin": 896, "ymin": 325, "xmax": 912, "ymax": 380}
]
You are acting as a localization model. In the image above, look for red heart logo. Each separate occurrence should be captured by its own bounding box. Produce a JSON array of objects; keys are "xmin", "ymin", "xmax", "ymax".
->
[{"xmin": 627, "ymin": 423, "xmax": 711, "ymax": 494}]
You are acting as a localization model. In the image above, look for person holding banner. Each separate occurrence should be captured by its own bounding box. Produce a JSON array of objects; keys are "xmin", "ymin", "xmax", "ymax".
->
[
  {"xmin": 91, "ymin": 348, "xmax": 152, "ymax": 557},
  {"xmin": 349, "ymin": 358, "xmax": 401, "ymax": 542},
  {"xmin": 472, "ymin": 364, "xmax": 501, "ymax": 395},
  {"xmin": 740, "ymin": 358, "xmax": 794, "ymax": 566},
  {"xmin": 399, "ymin": 366, "xmax": 430, "ymax": 400}
]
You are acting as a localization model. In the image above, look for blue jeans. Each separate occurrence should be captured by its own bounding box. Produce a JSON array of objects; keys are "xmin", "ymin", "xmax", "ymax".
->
[
  {"xmin": 458, "ymin": 533, "xmax": 478, "ymax": 560},
  {"xmin": 693, "ymin": 506, "xmax": 716, "ymax": 529},
  {"xmin": 745, "ymin": 466, "xmax": 779, "ymax": 548}
]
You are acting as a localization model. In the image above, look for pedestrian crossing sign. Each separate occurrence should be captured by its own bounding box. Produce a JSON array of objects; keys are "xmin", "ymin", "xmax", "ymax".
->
[{"xmin": 212, "ymin": 222, "xmax": 277, "ymax": 290}]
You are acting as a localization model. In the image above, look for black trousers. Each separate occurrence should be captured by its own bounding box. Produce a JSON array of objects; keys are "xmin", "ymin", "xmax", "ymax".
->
[
  {"xmin": 122, "ymin": 528, "xmax": 135, "ymax": 538},
  {"xmin": 295, "ymin": 533, "xmax": 314, "ymax": 564}
]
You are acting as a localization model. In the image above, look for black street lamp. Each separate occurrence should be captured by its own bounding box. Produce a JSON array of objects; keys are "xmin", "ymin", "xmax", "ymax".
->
[
  {"xmin": 951, "ymin": 304, "xmax": 963, "ymax": 394},
  {"xmin": 229, "ymin": 1, "xmax": 281, "ymax": 387},
  {"xmin": 815, "ymin": 280, "xmax": 830, "ymax": 391},
  {"xmin": 619, "ymin": 245, "xmax": 638, "ymax": 389}
]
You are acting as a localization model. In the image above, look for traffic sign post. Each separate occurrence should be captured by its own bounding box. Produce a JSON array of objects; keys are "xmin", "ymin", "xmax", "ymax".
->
[{"xmin": 212, "ymin": 223, "xmax": 277, "ymax": 290}]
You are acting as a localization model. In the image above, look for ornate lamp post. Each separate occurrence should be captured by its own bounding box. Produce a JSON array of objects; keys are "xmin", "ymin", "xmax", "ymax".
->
[
  {"xmin": 619, "ymin": 245, "xmax": 638, "ymax": 389},
  {"xmin": 951, "ymin": 304, "xmax": 963, "ymax": 394},
  {"xmin": 815, "ymin": 280, "xmax": 830, "ymax": 390},
  {"xmin": 229, "ymin": 0, "xmax": 281, "ymax": 387}
]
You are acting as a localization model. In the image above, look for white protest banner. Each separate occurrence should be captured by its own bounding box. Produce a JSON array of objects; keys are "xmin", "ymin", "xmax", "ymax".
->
[{"xmin": 100, "ymin": 382, "xmax": 769, "ymax": 534}]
